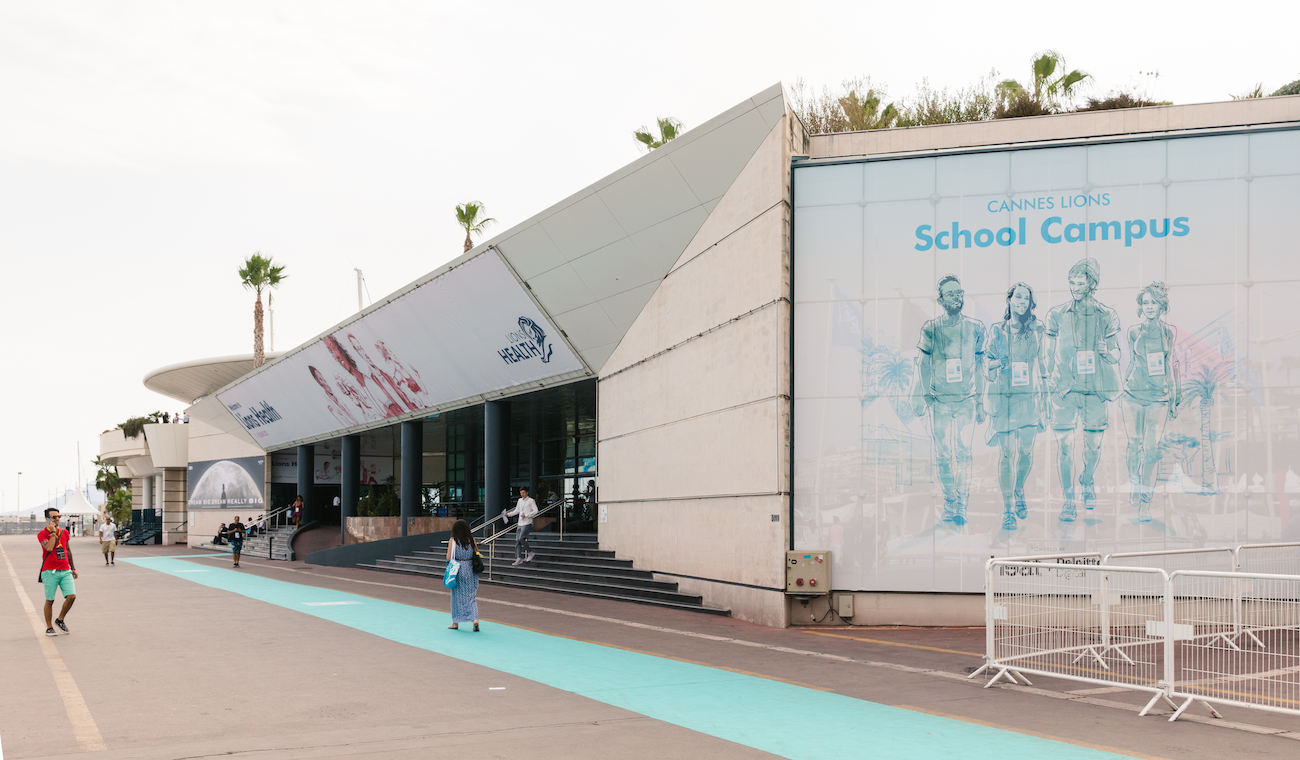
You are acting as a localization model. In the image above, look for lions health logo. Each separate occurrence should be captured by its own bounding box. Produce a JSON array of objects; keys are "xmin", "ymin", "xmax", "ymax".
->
[{"xmin": 498, "ymin": 317, "xmax": 554, "ymax": 365}]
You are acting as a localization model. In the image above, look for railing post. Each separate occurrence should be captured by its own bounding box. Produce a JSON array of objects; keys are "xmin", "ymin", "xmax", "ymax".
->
[
  {"xmin": 269, "ymin": 536, "xmax": 273, "ymax": 560},
  {"xmin": 1163, "ymin": 570, "xmax": 1175, "ymax": 702}
]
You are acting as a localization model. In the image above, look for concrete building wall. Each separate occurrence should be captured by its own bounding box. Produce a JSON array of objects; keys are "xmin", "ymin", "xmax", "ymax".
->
[
  {"xmin": 161, "ymin": 468, "xmax": 187, "ymax": 545},
  {"xmin": 597, "ymin": 99, "xmax": 809, "ymax": 626}
]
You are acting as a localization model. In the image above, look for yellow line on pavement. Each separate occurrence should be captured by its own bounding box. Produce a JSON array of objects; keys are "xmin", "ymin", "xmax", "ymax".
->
[
  {"xmin": 0, "ymin": 543, "xmax": 107, "ymax": 752},
  {"xmin": 803, "ymin": 629, "xmax": 983, "ymax": 657}
]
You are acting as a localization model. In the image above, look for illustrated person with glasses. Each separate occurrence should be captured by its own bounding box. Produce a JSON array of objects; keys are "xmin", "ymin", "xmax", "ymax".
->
[
  {"xmin": 1042, "ymin": 259, "xmax": 1121, "ymax": 522},
  {"xmin": 1122, "ymin": 282, "xmax": 1181, "ymax": 522},
  {"xmin": 984, "ymin": 282, "xmax": 1047, "ymax": 530},
  {"xmin": 914, "ymin": 275, "xmax": 986, "ymax": 527}
]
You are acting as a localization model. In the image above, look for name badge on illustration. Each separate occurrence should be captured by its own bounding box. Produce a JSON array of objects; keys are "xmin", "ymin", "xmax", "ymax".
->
[
  {"xmin": 1076, "ymin": 350, "xmax": 1096, "ymax": 375},
  {"xmin": 1147, "ymin": 352, "xmax": 1165, "ymax": 377},
  {"xmin": 946, "ymin": 358, "xmax": 962, "ymax": 383},
  {"xmin": 1011, "ymin": 362, "xmax": 1030, "ymax": 387}
]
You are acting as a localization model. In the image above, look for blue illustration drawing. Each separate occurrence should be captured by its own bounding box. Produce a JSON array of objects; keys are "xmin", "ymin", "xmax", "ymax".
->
[
  {"xmin": 517, "ymin": 316, "xmax": 554, "ymax": 363},
  {"xmin": 983, "ymin": 282, "xmax": 1047, "ymax": 530},
  {"xmin": 913, "ymin": 275, "xmax": 986, "ymax": 526},
  {"xmin": 1042, "ymin": 259, "xmax": 1121, "ymax": 522},
  {"xmin": 1121, "ymin": 282, "xmax": 1182, "ymax": 522}
]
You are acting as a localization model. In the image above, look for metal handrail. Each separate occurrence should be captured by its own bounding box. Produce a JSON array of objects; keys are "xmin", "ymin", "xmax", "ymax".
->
[{"xmin": 481, "ymin": 497, "xmax": 577, "ymax": 581}]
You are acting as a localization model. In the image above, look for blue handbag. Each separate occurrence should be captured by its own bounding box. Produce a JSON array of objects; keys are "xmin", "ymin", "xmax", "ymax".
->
[{"xmin": 443, "ymin": 559, "xmax": 460, "ymax": 589}]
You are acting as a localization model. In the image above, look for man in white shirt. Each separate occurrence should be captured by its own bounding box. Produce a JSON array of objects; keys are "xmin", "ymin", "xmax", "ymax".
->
[
  {"xmin": 501, "ymin": 487, "xmax": 539, "ymax": 566},
  {"xmin": 98, "ymin": 518, "xmax": 117, "ymax": 565}
]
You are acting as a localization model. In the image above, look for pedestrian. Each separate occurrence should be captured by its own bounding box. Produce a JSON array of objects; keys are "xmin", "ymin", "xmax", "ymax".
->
[
  {"xmin": 227, "ymin": 516, "xmax": 246, "ymax": 568},
  {"xmin": 37, "ymin": 507, "xmax": 78, "ymax": 636},
  {"xmin": 98, "ymin": 517, "xmax": 117, "ymax": 565},
  {"xmin": 291, "ymin": 496, "xmax": 303, "ymax": 527},
  {"xmin": 215, "ymin": 523, "xmax": 228, "ymax": 545},
  {"xmin": 162, "ymin": 412, "xmax": 170, "ymax": 424},
  {"xmin": 182, "ymin": 412, "xmax": 189, "ymax": 424},
  {"xmin": 445, "ymin": 519, "xmax": 481, "ymax": 632},
  {"xmin": 501, "ymin": 486, "xmax": 538, "ymax": 566},
  {"xmin": 175, "ymin": 411, "xmax": 183, "ymax": 424}
]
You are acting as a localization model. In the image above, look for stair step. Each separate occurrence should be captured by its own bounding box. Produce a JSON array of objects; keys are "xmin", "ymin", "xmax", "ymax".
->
[
  {"xmin": 371, "ymin": 559, "xmax": 701, "ymax": 604},
  {"xmin": 380, "ymin": 557, "xmax": 669, "ymax": 589},
  {"xmin": 356, "ymin": 562, "xmax": 728, "ymax": 616}
]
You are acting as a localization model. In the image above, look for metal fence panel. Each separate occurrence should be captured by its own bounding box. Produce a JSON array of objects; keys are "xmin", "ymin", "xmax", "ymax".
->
[
  {"xmin": 1237, "ymin": 543, "xmax": 1300, "ymax": 577},
  {"xmin": 977, "ymin": 561, "xmax": 1169, "ymax": 698},
  {"xmin": 1105, "ymin": 547, "xmax": 1237, "ymax": 574},
  {"xmin": 1168, "ymin": 570, "xmax": 1300, "ymax": 719}
]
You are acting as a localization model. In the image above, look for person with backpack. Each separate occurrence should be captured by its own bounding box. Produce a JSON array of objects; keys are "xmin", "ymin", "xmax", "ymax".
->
[
  {"xmin": 227, "ymin": 516, "xmax": 247, "ymax": 568},
  {"xmin": 37, "ymin": 507, "xmax": 78, "ymax": 637},
  {"xmin": 444, "ymin": 519, "xmax": 481, "ymax": 632}
]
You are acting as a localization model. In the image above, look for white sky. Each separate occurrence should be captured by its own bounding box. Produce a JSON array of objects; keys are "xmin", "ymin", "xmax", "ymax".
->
[{"xmin": 0, "ymin": 0, "xmax": 1293, "ymax": 515}]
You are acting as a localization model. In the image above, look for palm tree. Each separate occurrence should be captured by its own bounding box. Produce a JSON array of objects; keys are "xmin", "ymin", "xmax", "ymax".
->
[
  {"xmin": 93, "ymin": 456, "xmax": 121, "ymax": 500},
  {"xmin": 997, "ymin": 50, "xmax": 1090, "ymax": 114},
  {"xmin": 1183, "ymin": 361, "xmax": 1228, "ymax": 494},
  {"xmin": 839, "ymin": 88, "xmax": 898, "ymax": 131},
  {"xmin": 455, "ymin": 202, "xmax": 496, "ymax": 254},
  {"xmin": 238, "ymin": 252, "xmax": 287, "ymax": 368},
  {"xmin": 633, "ymin": 117, "xmax": 684, "ymax": 151}
]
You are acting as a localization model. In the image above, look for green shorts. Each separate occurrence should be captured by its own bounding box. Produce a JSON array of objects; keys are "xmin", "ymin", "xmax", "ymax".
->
[{"xmin": 42, "ymin": 569, "xmax": 76, "ymax": 601}]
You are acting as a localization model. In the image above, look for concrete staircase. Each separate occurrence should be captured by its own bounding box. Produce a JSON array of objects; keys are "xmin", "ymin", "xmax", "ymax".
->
[
  {"xmin": 193, "ymin": 525, "xmax": 294, "ymax": 560},
  {"xmin": 359, "ymin": 533, "xmax": 729, "ymax": 616}
]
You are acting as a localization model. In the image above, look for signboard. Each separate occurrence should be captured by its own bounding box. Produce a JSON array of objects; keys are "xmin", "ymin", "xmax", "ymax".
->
[
  {"xmin": 187, "ymin": 457, "xmax": 266, "ymax": 509},
  {"xmin": 793, "ymin": 129, "xmax": 1300, "ymax": 593},
  {"xmin": 218, "ymin": 252, "xmax": 584, "ymax": 449}
]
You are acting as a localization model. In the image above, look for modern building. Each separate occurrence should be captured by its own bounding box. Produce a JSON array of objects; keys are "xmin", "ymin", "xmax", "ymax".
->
[{"xmin": 110, "ymin": 85, "xmax": 1300, "ymax": 627}]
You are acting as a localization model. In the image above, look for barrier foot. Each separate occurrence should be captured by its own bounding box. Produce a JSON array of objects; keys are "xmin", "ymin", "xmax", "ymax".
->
[
  {"xmin": 1200, "ymin": 700, "xmax": 1223, "ymax": 719},
  {"xmin": 1211, "ymin": 633, "xmax": 1243, "ymax": 651},
  {"xmin": 1138, "ymin": 692, "xmax": 1164, "ymax": 717},
  {"xmin": 967, "ymin": 663, "xmax": 990, "ymax": 680},
  {"xmin": 1168, "ymin": 697, "xmax": 1194, "ymax": 722},
  {"xmin": 1071, "ymin": 646, "xmax": 1110, "ymax": 670},
  {"xmin": 1008, "ymin": 669, "xmax": 1032, "ymax": 686},
  {"xmin": 984, "ymin": 668, "xmax": 1008, "ymax": 688},
  {"xmin": 1246, "ymin": 629, "xmax": 1266, "ymax": 649}
]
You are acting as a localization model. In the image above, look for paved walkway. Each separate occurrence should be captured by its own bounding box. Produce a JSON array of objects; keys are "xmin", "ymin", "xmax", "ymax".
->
[{"xmin": 2, "ymin": 536, "xmax": 1298, "ymax": 759}]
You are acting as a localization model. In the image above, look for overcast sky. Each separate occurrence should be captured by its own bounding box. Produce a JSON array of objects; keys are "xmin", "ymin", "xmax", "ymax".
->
[{"xmin": 0, "ymin": 0, "xmax": 1293, "ymax": 515}]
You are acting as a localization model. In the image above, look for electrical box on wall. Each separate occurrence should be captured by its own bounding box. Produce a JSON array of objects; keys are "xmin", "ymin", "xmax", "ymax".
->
[{"xmin": 786, "ymin": 550, "xmax": 830, "ymax": 595}]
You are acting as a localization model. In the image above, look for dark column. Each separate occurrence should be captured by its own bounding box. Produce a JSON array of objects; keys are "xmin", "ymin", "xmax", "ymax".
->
[
  {"xmin": 463, "ymin": 413, "xmax": 477, "ymax": 508},
  {"xmin": 400, "ymin": 420, "xmax": 422, "ymax": 537},
  {"xmin": 528, "ymin": 404, "xmax": 540, "ymax": 499},
  {"xmin": 484, "ymin": 399, "xmax": 511, "ymax": 523},
  {"xmin": 296, "ymin": 444, "xmax": 314, "ymax": 525},
  {"xmin": 341, "ymin": 434, "xmax": 360, "ymax": 544}
]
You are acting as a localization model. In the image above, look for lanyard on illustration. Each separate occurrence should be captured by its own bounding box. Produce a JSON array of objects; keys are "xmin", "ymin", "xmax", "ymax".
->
[
  {"xmin": 1006, "ymin": 322, "xmax": 1030, "ymax": 387},
  {"xmin": 1143, "ymin": 321, "xmax": 1169, "ymax": 377}
]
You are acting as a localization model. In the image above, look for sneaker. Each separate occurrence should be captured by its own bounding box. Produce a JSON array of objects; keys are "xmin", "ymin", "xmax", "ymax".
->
[
  {"xmin": 525, "ymin": 552, "xmax": 536, "ymax": 563},
  {"xmin": 1014, "ymin": 490, "xmax": 1027, "ymax": 520},
  {"xmin": 1060, "ymin": 502, "xmax": 1078, "ymax": 522},
  {"xmin": 512, "ymin": 558, "xmax": 523, "ymax": 566},
  {"xmin": 1001, "ymin": 511, "xmax": 1018, "ymax": 530},
  {"xmin": 1137, "ymin": 503, "xmax": 1152, "ymax": 523},
  {"xmin": 55, "ymin": 619, "xmax": 69, "ymax": 634},
  {"xmin": 1081, "ymin": 482, "xmax": 1096, "ymax": 510},
  {"xmin": 942, "ymin": 499, "xmax": 967, "ymax": 527},
  {"xmin": 45, "ymin": 628, "xmax": 57, "ymax": 637}
]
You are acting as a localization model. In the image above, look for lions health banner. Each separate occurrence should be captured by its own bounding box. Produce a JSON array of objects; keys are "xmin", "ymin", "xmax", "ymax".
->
[
  {"xmin": 188, "ymin": 457, "xmax": 266, "ymax": 508},
  {"xmin": 792, "ymin": 129, "xmax": 1300, "ymax": 593},
  {"xmin": 217, "ymin": 252, "xmax": 584, "ymax": 450}
]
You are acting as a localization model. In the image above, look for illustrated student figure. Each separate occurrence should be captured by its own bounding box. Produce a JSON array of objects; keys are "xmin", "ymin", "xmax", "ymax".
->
[
  {"xmin": 1042, "ymin": 258, "xmax": 1121, "ymax": 522},
  {"xmin": 984, "ymin": 282, "xmax": 1047, "ymax": 530},
  {"xmin": 1121, "ymin": 281, "xmax": 1181, "ymax": 522},
  {"xmin": 913, "ymin": 274, "xmax": 986, "ymax": 527}
]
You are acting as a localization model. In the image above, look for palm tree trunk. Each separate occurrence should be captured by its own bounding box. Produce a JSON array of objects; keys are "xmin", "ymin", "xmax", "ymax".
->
[
  {"xmin": 463, "ymin": 232, "xmax": 473, "ymax": 253},
  {"xmin": 1201, "ymin": 401, "xmax": 1217, "ymax": 493},
  {"xmin": 253, "ymin": 293, "xmax": 265, "ymax": 368}
]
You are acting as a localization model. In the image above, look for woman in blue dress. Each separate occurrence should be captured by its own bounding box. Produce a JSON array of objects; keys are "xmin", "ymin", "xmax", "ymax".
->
[
  {"xmin": 984, "ymin": 282, "xmax": 1047, "ymax": 530},
  {"xmin": 445, "ymin": 519, "xmax": 481, "ymax": 631}
]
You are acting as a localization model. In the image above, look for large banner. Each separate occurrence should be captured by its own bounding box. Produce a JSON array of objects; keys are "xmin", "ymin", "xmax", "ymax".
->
[
  {"xmin": 188, "ymin": 456, "xmax": 266, "ymax": 509},
  {"xmin": 793, "ymin": 129, "xmax": 1300, "ymax": 593},
  {"xmin": 217, "ymin": 252, "xmax": 584, "ymax": 449}
]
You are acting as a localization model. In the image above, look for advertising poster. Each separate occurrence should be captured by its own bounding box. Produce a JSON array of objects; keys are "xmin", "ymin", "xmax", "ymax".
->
[
  {"xmin": 793, "ymin": 129, "xmax": 1300, "ymax": 592},
  {"xmin": 188, "ymin": 457, "xmax": 266, "ymax": 509},
  {"xmin": 218, "ymin": 252, "xmax": 584, "ymax": 449}
]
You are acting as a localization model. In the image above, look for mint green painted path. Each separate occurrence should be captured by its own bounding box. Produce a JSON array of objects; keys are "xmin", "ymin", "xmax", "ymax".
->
[{"xmin": 123, "ymin": 556, "xmax": 1136, "ymax": 760}]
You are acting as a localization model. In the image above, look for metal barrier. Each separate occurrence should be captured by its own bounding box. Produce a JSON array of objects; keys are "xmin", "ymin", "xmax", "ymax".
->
[
  {"xmin": 974, "ymin": 561, "xmax": 1170, "ymax": 700},
  {"xmin": 1167, "ymin": 570, "xmax": 1300, "ymax": 720},
  {"xmin": 1237, "ymin": 543, "xmax": 1300, "ymax": 576},
  {"xmin": 973, "ymin": 556, "xmax": 1300, "ymax": 722}
]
